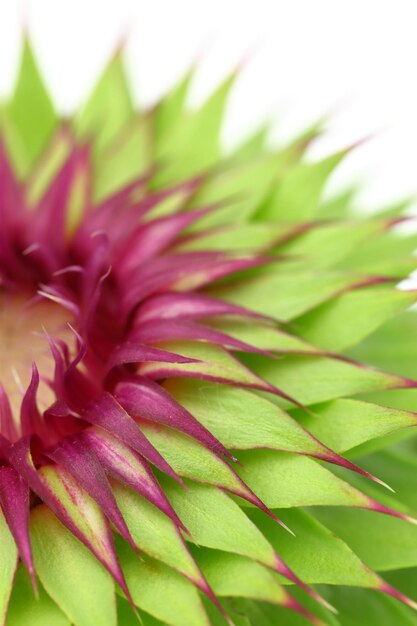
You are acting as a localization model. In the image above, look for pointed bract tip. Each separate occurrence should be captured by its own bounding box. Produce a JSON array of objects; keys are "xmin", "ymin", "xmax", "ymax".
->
[
  {"xmin": 191, "ymin": 38, "xmax": 213, "ymax": 67},
  {"xmin": 274, "ymin": 556, "xmax": 337, "ymax": 614},
  {"xmin": 120, "ymin": 579, "xmax": 138, "ymax": 616},
  {"xmin": 20, "ymin": 12, "xmax": 31, "ymax": 39},
  {"xmin": 28, "ymin": 566, "xmax": 39, "ymax": 598},
  {"xmin": 235, "ymin": 39, "xmax": 264, "ymax": 73},
  {"xmin": 346, "ymin": 130, "xmax": 384, "ymax": 153},
  {"xmin": 372, "ymin": 475, "xmax": 395, "ymax": 493},
  {"xmin": 113, "ymin": 25, "xmax": 130, "ymax": 59},
  {"xmin": 276, "ymin": 516, "xmax": 296, "ymax": 537},
  {"xmin": 284, "ymin": 594, "xmax": 329, "ymax": 626},
  {"xmin": 365, "ymin": 497, "xmax": 417, "ymax": 525},
  {"xmin": 196, "ymin": 578, "xmax": 234, "ymax": 625},
  {"xmin": 379, "ymin": 581, "xmax": 417, "ymax": 611},
  {"xmin": 322, "ymin": 449, "xmax": 395, "ymax": 492}
]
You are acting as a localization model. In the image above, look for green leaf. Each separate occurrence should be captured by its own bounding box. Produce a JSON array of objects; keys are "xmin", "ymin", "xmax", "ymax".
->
[
  {"xmin": 235, "ymin": 450, "xmax": 369, "ymax": 509},
  {"xmin": 294, "ymin": 398, "xmax": 417, "ymax": 455},
  {"xmin": 225, "ymin": 598, "xmax": 338, "ymax": 626},
  {"xmin": 0, "ymin": 510, "xmax": 18, "ymax": 625},
  {"xmin": 198, "ymin": 549, "xmax": 289, "ymax": 604},
  {"xmin": 248, "ymin": 508, "xmax": 380, "ymax": 587},
  {"xmin": 277, "ymin": 220, "xmax": 385, "ymax": 269},
  {"xmin": 94, "ymin": 115, "xmax": 150, "ymax": 201},
  {"xmin": 211, "ymin": 270, "xmax": 367, "ymax": 321},
  {"xmin": 140, "ymin": 341, "xmax": 274, "ymax": 392},
  {"xmin": 161, "ymin": 480, "xmax": 277, "ymax": 570},
  {"xmin": 359, "ymin": 449, "xmax": 417, "ymax": 513},
  {"xmin": 300, "ymin": 398, "xmax": 417, "ymax": 454},
  {"xmin": 7, "ymin": 566, "xmax": 70, "ymax": 626},
  {"xmin": 187, "ymin": 127, "xmax": 321, "ymax": 230},
  {"xmin": 5, "ymin": 38, "xmax": 57, "ymax": 175},
  {"xmin": 322, "ymin": 586, "xmax": 417, "ymax": 626},
  {"xmin": 296, "ymin": 285, "xmax": 417, "ymax": 351},
  {"xmin": 25, "ymin": 126, "xmax": 73, "ymax": 205},
  {"xmin": 140, "ymin": 421, "xmax": 257, "ymax": 497},
  {"xmin": 116, "ymin": 539, "xmax": 210, "ymax": 626},
  {"xmin": 166, "ymin": 379, "xmax": 337, "ymax": 456},
  {"xmin": 116, "ymin": 597, "xmax": 139, "ymax": 626},
  {"xmin": 30, "ymin": 505, "xmax": 117, "ymax": 626},
  {"xmin": 177, "ymin": 222, "xmax": 296, "ymax": 253},
  {"xmin": 385, "ymin": 567, "xmax": 417, "ymax": 611},
  {"xmin": 255, "ymin": 151, "xmax": 345, "ymax": 221},
  {"xmin": 314, "ymin": 507, "xmax": 417, "ymax": 572},
  {"xmin": 208, "ymin": 319, "xmax": 318, "ymax": 354},
  {"xmin": 229, "ymin": 124, "xmax": 269, "ymax": 162},
  {"xmin": 346, "ymin": 312, "xmax": 417, "ymax": 412},
  {"xmin": 348, "ymin": 311, "xmax": 417, "ymax": 379},
  {"xmin": 112, "ymin": 482, "xmax": 204, "ymax": 586},
  {"xmin": 315, "ymin": 187, "xmax": 357, "ymax": 220},
  {"xmin": 153, "ymin": 73, "xmax": 235, "ymax": 185},
  {"xmin": 231, "ymin": 590, "xmax": 416, "ymax": 626},
  {"xmin": 153, "ymin": 68, "xmax": 193, "ymax": 154},
  {"xmin": 339, "ymin": 230, "xmax": 417, "ymax": 276},
  {"xmin": 75, "ymin": 50, "xmax": 133, "ymax": 156},
  {"xmin": 249, "ymin": 354, "xmax": 409, "ymax": 408},
  {"xmin": 186, "ymin": 155, "xmax": 291, "ymax": 229}
]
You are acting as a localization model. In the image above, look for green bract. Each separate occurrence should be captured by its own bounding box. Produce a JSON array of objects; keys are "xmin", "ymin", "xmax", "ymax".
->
[{"xmin": 1, "ymin": 37, "xmax": 417, "ymax": 626}]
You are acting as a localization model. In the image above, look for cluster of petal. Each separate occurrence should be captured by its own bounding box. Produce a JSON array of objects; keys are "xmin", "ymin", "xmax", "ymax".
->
[{"xmin": 0, "ymin": 38, "xmax": 417, "ymax": 626}]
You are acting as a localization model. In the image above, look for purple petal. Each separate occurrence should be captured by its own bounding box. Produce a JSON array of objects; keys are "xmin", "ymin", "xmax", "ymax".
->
[
  {"xmin": 7, "ymin": 438, "xmax": 133, "ymax": 604},
  {"xmin": 20, "ymin": 364, "xmax": 44, "ymax": 440},
  {"xmin": 0, "ymin": 466, "xmax": 36, "ymax": 590},
  {"xmin": 115, "ymin": 376, "xmax": 232, "ymax": 459},
  {"xmin": 0, "ymin": 385, "xmax": 19, "ymax": 442},
  {"xmin": 45, "ymin": 436, "xmax": 137, "ymax": 551},
  {"xmin": 81, "ymin": 393, "xmax": 184, "ymax": 486},
  {"xmin": 116, "ymin": 206, "xmax": 215, "ymax": 271},
  {"xmin": 31, "ymin": 146, "xmax": 91, "ymax": 264},
  {"xmin": 129, "ymin": 318, "xmax": 272, "ymax": 357},
  {"xmin": 136, "ymin": 292, "xmax": 275, "ymax": 324},
  {"xmin": 106, "ymin": 341, "xmax": 201, "ymax": 374},
  {"xmin": 121, "ymin": 254, "xmax": 269, "ymax": 313},
  {"xmin": 81, "ymin": 426, "xmax": 187, "ymax": 531}
]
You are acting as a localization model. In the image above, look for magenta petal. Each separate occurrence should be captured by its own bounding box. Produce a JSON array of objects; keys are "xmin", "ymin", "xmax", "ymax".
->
[
  {"xmin": 81, "ymin": 393, "xmax": 184, "ymax": 486},
  {"xmin": 20, "ymin": 364, "xmax": 44, "ymax": 440},
  {"xmin": 106, "ymin": 341, "xmax": 201, "ymax": 373},
  {"xmin": 0, "ymin": 385, "xmax": 19, "ymax": 442},
  {"xmin": 116, "ymin": 206, "xmax": 214, "ymax": 270},
  {"xmin": 62, "ymin": 331, "xmax": 99, "ymax": 411},
  {"xmin": 121, "ymin": 254, "xmax": 269, "ymax": 313},
  {"xmin": 76, "ymin": 177, "xmax": 199, "ymax": 251},
  {"xmin": 115, "ymin": 376, "xmax": 233, "ymax": 460},
  {"xmin": 33, "ymin": 146, "xmax": 90, "ymax": 254},
  {"xmin": 0, "ymin": 140, "xmax": 27, "ymax": 275},
  {"xmin": 0, "ymin": 466, "xmax": 36, "ymax": 590},
  {"xmin": 81, "ymin": 426, "xmax": 187, "ymax": 532},
  {"xmin": 7, "ymin": 438, "xmax": 133, "ymax": 603},
  {"xmin": 136, "ymin": 292, "xmax": 275, "ymax": 324},
  {"xmin": 129, "ymin": 318, "xmax": 273, "ymax": 357},
  {"xmin": 45, "ymin": 436, "xmax": 138, "ymax": 551}
]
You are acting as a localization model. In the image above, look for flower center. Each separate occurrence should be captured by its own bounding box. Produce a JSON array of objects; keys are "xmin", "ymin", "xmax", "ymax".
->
[{"xmin": 0, "ymin": 292, "xmax": 73, "ymax": 417}]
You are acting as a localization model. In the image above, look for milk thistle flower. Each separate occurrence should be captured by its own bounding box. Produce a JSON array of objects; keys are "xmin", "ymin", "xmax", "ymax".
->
[{"xmin": 1, "ymin": 38, "xmax": 417, "ymax": 626}]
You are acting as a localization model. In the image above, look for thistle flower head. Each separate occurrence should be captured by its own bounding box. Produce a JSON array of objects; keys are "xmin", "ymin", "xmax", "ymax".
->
[{"xmin": 1, "ymin": 37, "xmax": 417, "ymax": 626}]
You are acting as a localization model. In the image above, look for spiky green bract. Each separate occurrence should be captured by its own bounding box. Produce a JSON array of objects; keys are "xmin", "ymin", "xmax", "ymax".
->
[{"xmin": 1, "ymin": 36, "xmax": 417, "ymax": 626}]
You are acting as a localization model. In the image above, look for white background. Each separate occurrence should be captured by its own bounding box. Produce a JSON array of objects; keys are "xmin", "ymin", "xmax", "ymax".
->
[{"xmin": 0, "ymin": 0, "xmax": 416, "ymax": 211}]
